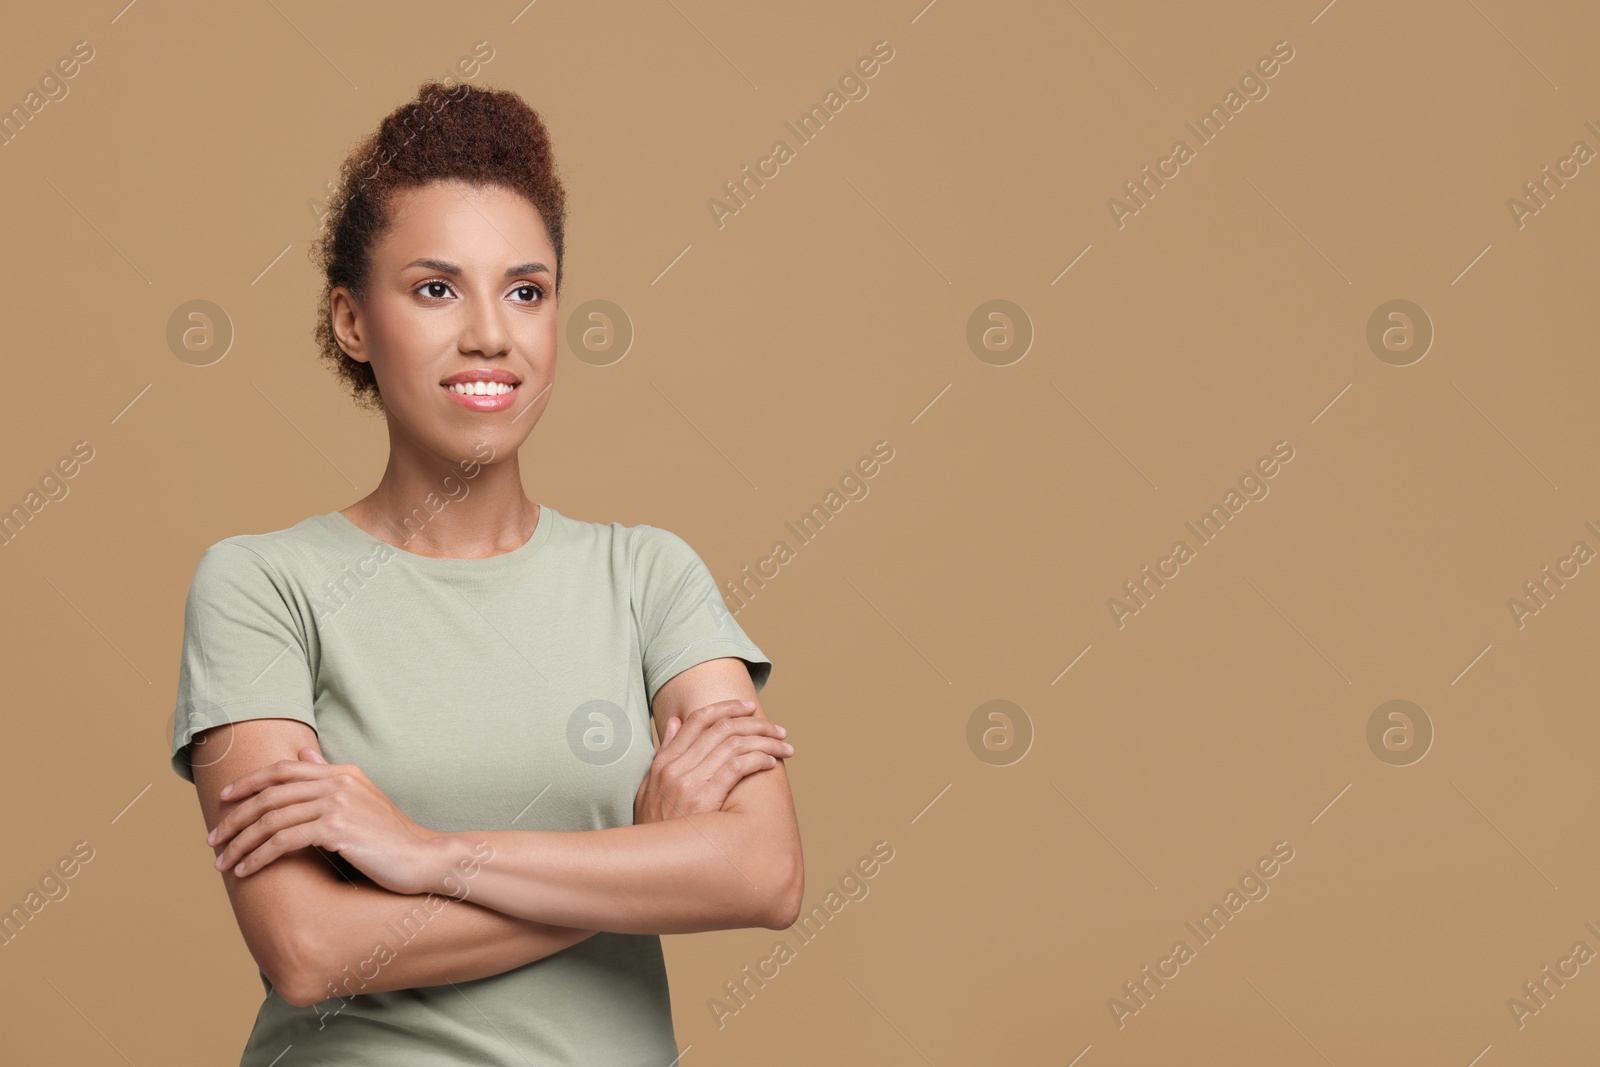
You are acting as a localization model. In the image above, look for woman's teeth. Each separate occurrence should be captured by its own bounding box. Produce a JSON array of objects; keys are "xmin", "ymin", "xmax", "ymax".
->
[{"xmin": 447, "ymin": 381, "xmax": 516, "ymax": 395}]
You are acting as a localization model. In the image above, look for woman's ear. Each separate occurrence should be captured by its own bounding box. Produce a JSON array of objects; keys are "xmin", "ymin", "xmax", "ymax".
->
[{"xmin": 330, "ymin": 287, "xmax": 370, "ymax": 363}]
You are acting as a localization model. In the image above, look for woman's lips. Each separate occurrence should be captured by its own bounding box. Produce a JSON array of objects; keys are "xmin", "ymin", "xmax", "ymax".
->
[{"xmin": 441, "ymin": 383, "xmax": 519, "ymax": 411}]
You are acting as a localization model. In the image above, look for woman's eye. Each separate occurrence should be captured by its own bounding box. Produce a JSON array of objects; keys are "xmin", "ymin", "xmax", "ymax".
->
[{"xmin": 415, "ymin": 281, "xmax": 544, "ymax": 302}]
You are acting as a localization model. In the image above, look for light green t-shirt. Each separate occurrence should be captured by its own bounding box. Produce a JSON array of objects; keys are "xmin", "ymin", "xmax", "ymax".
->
[{"xmin": 170, "ymin": 504, "xmax": 771, "ymax": 1066}]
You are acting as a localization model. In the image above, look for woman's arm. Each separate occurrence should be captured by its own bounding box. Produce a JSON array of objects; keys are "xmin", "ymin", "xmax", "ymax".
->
[
  {"xmin": 427, "ymin": 657, "xmax": 804, "ymax": 934},
  {"xmin": 191, "ymin": 717, "xmax": 597, "ymax": 1009},
  {"xmin": 290, "ymin": 869, "xmax": 597, "ymax": 1009},
  {"xmin": 213, "ymin": 658, "xmax": 805, "ymax": 937}
]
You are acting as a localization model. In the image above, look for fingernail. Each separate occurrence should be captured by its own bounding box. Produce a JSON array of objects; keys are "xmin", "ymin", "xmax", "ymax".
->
[
  {"xmin": 783, "ymin": 743, "xmax": 794, "ymax": 754},
  {"xmin": 220, "ymin": 784, "xmax": 233, "ymax": 798},
  {"xmin": 741, "ymin": 700, "xmax": 757, "ymax": 708},
  {"xmin": 214, "ymin": 856, "xmax": 225, "ymax": 870},
  {"xmin": 206, "ymin": 829, "xmax": 215, "ymax": 844},
  {"xmin": 776, "ymin": 725, "xmax": 787, "ymax": 737}
]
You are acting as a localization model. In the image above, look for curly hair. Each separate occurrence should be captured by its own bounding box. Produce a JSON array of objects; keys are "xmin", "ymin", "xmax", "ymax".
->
[{"xmin": 310, "ymin": 80, "xmax": 568, "ymax": 413}]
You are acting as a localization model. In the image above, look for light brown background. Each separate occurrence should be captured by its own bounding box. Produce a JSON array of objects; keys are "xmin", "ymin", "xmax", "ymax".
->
[{"xmin": 1, "ymin": 0, "xmax": 1596, "ymax": 1063}]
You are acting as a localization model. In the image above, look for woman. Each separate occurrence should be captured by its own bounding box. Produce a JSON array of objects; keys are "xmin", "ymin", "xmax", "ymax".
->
[{"xmin": 170, "ymin": 80, "xmax": 803, "ymax": 1065}]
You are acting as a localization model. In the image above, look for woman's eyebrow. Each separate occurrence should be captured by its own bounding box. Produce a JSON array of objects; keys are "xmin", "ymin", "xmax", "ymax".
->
[{"xmin": 403, "ymin": 257, "xmax": 552, "ymax": 277}]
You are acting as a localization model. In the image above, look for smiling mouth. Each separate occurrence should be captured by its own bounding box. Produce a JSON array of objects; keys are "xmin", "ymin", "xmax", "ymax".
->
[{"xmin": 442, "ymin": 381, "xmax": 519, "ymax": 396}]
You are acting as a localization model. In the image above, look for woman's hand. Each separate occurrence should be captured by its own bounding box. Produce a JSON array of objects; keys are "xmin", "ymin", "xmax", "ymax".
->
[
  {"xmin": 634, "ymin": 698, "xmax": 794, "ymax": 825},
  {"xmin": 207, "ymin": 747, "xmax": 445, "ymax": 896}
]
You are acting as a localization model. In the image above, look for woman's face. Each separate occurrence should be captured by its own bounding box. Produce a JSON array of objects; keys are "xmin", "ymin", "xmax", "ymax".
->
[{"xmin": 332, "ymin": 178, "xmax": 558, "ymax": 466}]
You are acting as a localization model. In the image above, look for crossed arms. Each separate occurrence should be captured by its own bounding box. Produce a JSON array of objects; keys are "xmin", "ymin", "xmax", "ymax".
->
[{"xmin": 189, "ymin": 657, "xmax": 803, "ymax": 1009}]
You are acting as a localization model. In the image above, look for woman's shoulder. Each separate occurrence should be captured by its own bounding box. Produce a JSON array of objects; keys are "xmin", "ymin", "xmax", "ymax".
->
[
  {"xmin": 540, "ymin": 508, "xmax": 708, "ymax": 587},
  {"xmin": 544, "ymin": 505, "xmax": 678, "ymax": 552},
  {"xmin": 187, "ymin": 511, "xmax": 352, "ymax": 584}
]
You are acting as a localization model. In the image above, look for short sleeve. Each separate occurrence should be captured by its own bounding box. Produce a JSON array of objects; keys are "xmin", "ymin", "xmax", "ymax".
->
[
  {"xmin": 170, "ymin": 542, "xmax": 317, "ymax": 783},
  {"xmin": 631, "ymin": 525, "xmax": 772, "ymax": 705}
]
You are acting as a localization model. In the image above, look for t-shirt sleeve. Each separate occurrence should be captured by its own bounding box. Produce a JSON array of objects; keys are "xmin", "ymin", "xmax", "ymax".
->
[
  {"xmin": 170, "ymin": 541, "xmax": 317, "ymax": 783},
  {"xmin": 631, "ymin": 525, "xmax": 772, "ymax": 706}
]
